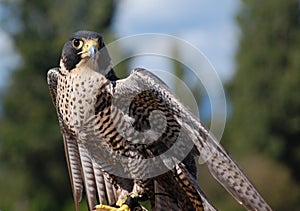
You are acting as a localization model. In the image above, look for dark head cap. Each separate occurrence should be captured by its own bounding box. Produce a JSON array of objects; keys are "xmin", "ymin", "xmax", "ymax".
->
[{"xmin": 60, "ymin": 30, "xmax": 106, "ymax": 72}]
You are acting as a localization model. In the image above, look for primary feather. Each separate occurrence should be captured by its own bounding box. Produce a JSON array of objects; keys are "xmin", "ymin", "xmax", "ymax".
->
[{"xmin": 47, "ymin": 31, "xmax": 271, "ymax": 211}]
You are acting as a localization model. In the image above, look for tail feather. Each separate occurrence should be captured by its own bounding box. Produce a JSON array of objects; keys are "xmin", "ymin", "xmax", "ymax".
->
[
  {"xmin": 153, "ymin": 180, "xmax": 181, "ymax": 211},
  {"xmin": 205, "ymin": 136, "xmax": 272, "ymax": 210},
  {"xmin": 174, "ymin": 163, "xmax": 217, "ymax": 211}
]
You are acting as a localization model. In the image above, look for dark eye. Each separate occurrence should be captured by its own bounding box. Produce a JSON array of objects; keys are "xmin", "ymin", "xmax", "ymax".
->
[{"xmin": 72, "ymin": 39, "xmax": 83, "ymax": 49}]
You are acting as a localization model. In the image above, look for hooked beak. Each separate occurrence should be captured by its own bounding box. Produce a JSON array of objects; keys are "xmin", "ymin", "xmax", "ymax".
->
[{"xmin": 78, "ymin": 40, "xmax": 99, "ymax": 58}]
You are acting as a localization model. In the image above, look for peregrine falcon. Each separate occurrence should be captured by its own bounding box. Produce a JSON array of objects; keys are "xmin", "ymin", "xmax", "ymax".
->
[{"xmin": 47, "ymin": 31, "xmax": 272, "ymax": 211}]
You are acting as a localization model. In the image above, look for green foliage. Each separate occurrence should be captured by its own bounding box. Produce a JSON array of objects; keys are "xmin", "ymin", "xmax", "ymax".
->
[
  {"xmin": 225, "ymin": 0, "xmax": 300, "ymax": 209},
  {"xmin": 0, "ymin": 0, "xmax": 116, "ymax": 210},
  {"xmin": 2, "ymin": 0, "xmax": 300, "ymax": 210}
]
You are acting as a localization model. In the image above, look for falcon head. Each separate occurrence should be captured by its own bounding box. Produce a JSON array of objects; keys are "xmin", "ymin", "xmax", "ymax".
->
[{"xmin": 59, "ymin": 30, "xmax": 113, "ymax": 76}]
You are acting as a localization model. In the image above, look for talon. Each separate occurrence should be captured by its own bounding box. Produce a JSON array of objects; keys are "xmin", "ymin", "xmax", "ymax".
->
[
  {"xmin": 94, "ymin": 194, "xmax": 144, "ymax": 211},
  {"xmin": 124, "ymin": 194, "xmax": 140, "ymax": 210},
  {"xmin": 94, "ymin": 204, "xmax": 130, "ymax": 211}
]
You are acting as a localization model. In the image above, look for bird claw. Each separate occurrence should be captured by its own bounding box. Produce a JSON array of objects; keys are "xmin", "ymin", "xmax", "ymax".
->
[
  {"xmin": 94, "ymin": 204, "xmax": 130, "ymax": 211},
  {"xmin": 94, "ymin": 194, "xmax": 143, "ymax": 211}
]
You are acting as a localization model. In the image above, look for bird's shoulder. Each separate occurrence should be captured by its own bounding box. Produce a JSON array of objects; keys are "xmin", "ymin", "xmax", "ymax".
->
[
  {"xmin": 47, "ymin": 67, "xmax": 60, "ymax": 85},
  {"xmin": 114, "ymin": 68, "xmax": 170, "ymax": 96},
  {"xmin": 126, "ymin": 68, "xmax": 168, "ymax": 86}
]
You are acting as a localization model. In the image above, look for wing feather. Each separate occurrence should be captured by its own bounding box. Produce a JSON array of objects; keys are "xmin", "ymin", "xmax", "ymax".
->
[
  {"xmin": 47, "ymin": 68, "xmax": 119, "ymax": 210},
  {"xmin": 153, "ymin": 180, "xmax": 180, "ymax": 211},
  {"xmin": 93, "ymin": 165, "xmax": 107, "ymax": 204},
  {"xmin": 104, "ymin": 175, "xmax": 117, "ymax": 204},
  {"xmin": 114, "ymin": 68, "xmax": 271, "ymax": 211},
  {"xmin": 78, "ymin": 144, "xmax": 98, "ymax": 209},
  {"xmin": 48, "ymin": 69, "xmax": 84, "ymax": 210},
  {"xmin": 48, "ymin": 66, "xmax": 271, "ymax": 210},
  {"xmin": 61, "ymin": 130, "xmax": 84, "ymax": 211}
]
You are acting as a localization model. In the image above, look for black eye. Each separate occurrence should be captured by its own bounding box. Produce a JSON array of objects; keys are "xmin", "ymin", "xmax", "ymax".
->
[{"xmin": 72, "ymin": 39, "xmax": 83, "ymax": 49}]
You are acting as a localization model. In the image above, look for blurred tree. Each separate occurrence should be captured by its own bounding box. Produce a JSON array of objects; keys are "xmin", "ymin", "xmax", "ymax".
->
[
  {"xmin": 170, "ymin": 44, "xmax": 204, "ymax": 116},
  {"xmin": 225, "ymin": 0, "xmax": 300, "ymax": 209},
  {"xmin": 0, "ymin": 0, "xmax": 118, "ymax": 210}
]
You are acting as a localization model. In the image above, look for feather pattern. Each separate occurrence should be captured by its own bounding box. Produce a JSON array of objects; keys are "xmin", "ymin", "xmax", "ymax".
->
[
  {"xmin": 47, "ymin": 31, "xmax": 272, "ymax": 211},
  {"xmin": 78, "ymin": 144, "xmax": 97, "ymax": 209},
  {"xmin": 47, "ymin": 69, "xmax": 119, "ymax": 210},
  {"xmin": 112, "ymin": 68, "xmax": 272, "ymax": 211}
]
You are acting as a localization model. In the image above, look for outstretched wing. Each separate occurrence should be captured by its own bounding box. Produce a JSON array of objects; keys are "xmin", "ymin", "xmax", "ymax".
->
[
  {"xmin": 113, "ymin": 68, "xmax": 272, "ymax": 211},
  {"xmin": 47, "ymin": 68, "xmax": 118, "ymax": 210}
]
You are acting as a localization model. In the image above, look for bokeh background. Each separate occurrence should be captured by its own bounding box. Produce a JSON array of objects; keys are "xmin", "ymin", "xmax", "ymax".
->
[{"xmin": 1, "ymin": 0, "xmax": 300, "ymax": 210}]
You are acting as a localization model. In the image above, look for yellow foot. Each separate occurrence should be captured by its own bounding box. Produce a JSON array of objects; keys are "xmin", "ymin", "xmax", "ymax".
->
[
  {"xmin": 94, "ymin": 204, "xmax": 130, "ymax": 211},
  {"xmin": 94, "ymin": 194, "xmax": 143, "ymax": 211}
]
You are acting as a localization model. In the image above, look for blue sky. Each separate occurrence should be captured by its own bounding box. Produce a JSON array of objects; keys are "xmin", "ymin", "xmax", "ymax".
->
[
  {"xmin": 0, "ymin": 0, "xmax": 240, "ymax": 136},
  {"xmin": 111, "ymin": 0, "xmax": 240, "ymax": 125},
  {"xmin": 0, "ymin": 30, "xmax": 20, "ymax": 89},
  {"xmin": 0, "ymin": 0, "xmax": 240, "ymax": 89},
  {"xmin": 113, "ymin": 0, "xmax": 240, "ymax": 83}
]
